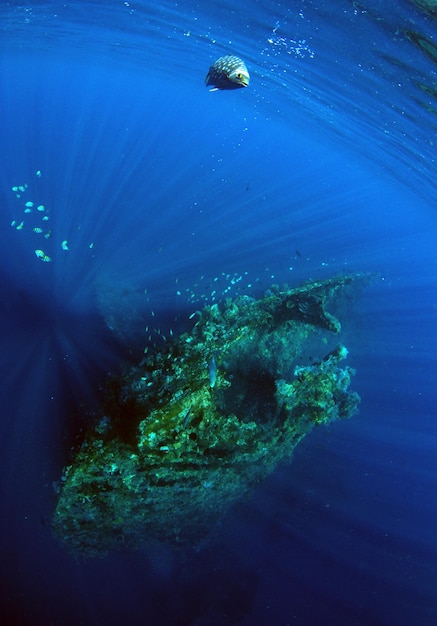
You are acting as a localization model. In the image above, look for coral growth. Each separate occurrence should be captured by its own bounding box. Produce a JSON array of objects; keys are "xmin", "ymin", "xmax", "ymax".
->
[{"xmin": 53, "ymin": 274, "xmax": 367, "ymax": 557}]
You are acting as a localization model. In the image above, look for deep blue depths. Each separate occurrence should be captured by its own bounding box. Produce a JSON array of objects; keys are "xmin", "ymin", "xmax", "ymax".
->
[{"xmin": 0, "ymin": 2, "xmax": 437, "ymax": 625}]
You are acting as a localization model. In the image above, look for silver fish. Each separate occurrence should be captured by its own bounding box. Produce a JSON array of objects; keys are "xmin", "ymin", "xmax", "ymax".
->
[
  {"xmin": 208, "ymin": 356, "xmax": 217, "ymax": 388},
  {"xmin": 205, "ymin": 55, "xmax": 250, "ymax": 91},
  {"xmin": 182, "ymin": 408, "xmax": 192, "ymax": 428}
]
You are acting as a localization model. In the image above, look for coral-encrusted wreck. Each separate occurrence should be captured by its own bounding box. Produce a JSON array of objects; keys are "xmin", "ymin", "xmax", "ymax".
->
[{"xmin": 53, "ymin": 274, "xmax": 367, "ymax": 557}]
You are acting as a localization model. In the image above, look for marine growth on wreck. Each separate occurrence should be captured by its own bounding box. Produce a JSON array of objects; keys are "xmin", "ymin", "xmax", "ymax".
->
[{"xmin": 53, "ymin": 274, "xmax": 367, "ymax": 557}]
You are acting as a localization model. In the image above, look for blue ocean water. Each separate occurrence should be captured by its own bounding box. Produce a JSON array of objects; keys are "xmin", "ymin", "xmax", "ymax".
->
[{"xmin": 0, "ymin": 1, "xmax": 436, "ymax": 625}]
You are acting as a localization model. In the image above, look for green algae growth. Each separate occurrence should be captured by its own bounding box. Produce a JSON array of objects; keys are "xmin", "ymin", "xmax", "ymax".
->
[{"xmin": 53, "ymin": 274, "xmax": 368, "ymax": 557}]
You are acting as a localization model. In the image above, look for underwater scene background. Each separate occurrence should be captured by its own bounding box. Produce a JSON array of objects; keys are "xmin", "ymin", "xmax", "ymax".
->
[{"xmin": 0, "ymin": 1, "xmax": 436, "ymax": 625}]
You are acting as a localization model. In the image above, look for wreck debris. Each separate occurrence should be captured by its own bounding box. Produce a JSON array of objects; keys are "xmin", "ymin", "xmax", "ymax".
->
[{"xmin": 53, "ymin": 274, "xmax": 368, "ymax": 557}]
